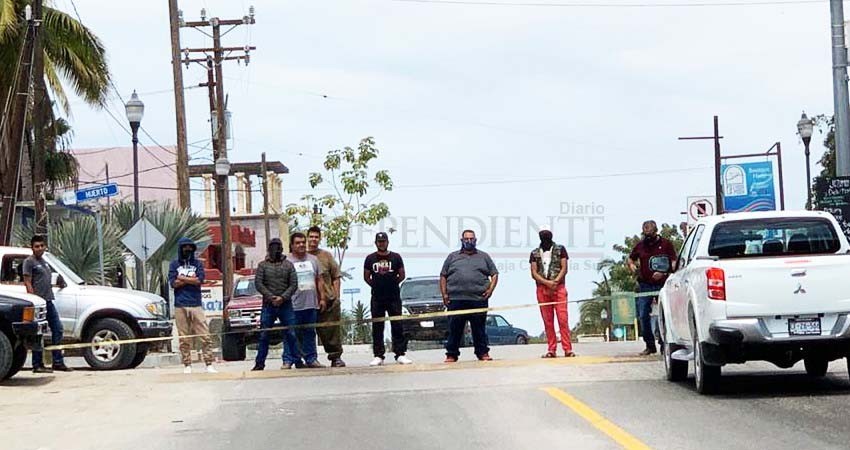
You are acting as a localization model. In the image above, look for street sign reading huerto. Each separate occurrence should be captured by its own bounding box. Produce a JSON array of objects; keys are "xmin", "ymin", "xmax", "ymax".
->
[{"xmin": 75, "ymin": 183, "xmax": 119, "ymax": 203}]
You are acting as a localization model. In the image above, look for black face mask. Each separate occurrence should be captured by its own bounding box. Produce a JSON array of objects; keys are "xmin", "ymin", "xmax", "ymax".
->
[
  {"xmin": 181, "ymin": 248, "xmax": 193, "ymax": 260},
  {"xmin": 269, "ymin": 245, "xmax": 283, "ymax": 261},
  {"xmin": 539, "ymin": 232, "xmax": 553, "ymax": 250}
]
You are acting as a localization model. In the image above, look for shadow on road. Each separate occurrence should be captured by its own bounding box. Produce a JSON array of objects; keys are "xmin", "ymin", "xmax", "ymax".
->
[
  {"xmin": 675, "ymin": 371, "xmax": 850, "ymax": 398},
  {"xmin": 0, "ymin": 376, "xmax": 55, "ymax": 387}
]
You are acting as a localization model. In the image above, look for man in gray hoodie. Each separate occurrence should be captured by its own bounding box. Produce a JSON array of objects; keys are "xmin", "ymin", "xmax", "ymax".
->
[{"xmin": 252, "ymin": 238, "xmax": 299, "ymax": 371}]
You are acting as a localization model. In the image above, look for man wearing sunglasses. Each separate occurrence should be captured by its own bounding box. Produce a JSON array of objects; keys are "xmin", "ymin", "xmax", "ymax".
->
[{"xmin": 440, "ymin": 230, "xmax": 499, "ymax": 362}]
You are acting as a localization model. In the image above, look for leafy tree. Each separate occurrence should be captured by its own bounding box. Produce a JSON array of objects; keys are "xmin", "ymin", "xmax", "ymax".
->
[
  {"xmin": 351, "ymin": 300, "xmax": 371, "ymax": 344},
  {"xmin": 285, "ymin": 137, "xmax": 392, "ymax": 267},
  {"xmin": 809, "ymin": 114, "xmax": 834, "ymax": 210},
  {"xmin": 576, "ymin": 224, "xmax": 685, "ymax": 334}
]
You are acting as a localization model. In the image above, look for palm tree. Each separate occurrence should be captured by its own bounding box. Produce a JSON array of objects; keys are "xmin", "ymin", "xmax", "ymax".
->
[
  {"xmin": 0, "ymin": 0, "xmax": 111, "ymax": 236},
  {"xmin": 351, "ymin": 301, "xmax": 371, "ymax": 344}
]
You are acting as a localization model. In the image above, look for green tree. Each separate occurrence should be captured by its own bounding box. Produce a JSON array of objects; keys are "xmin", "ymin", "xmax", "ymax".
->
[
  {"xmin": 577, "ymin": 224, "xmax": 685, "ymax": 333},
  {"xmin": 286, "ymin": 137, "xmax": 393, "ymax": 267},
  {"xmin": 809, "ymin": 114, "xmax": 834, "ymax": 210},
  {"xmin": 351, "ymin": 300, "xmax": 371, "ymax": 344}
]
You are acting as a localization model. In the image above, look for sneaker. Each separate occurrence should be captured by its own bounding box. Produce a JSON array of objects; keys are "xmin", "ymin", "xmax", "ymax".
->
[
  {"xmin": 396, "ymin": 355, "xmax": 413, "ymax": 365},
  {"xmin": 638, "ymin": 348, "xmax": 658, "ymax": 356},
  {"xmin": 477, "ymin": 353, "xmax": 493, "ymax": 361},
  {"xmin": 251, "ymin": 365, "xmax": 264, "ymax": 371},
  {"xmin": 183, "ymin": 365, "xmax": 192, "ymax": 374},
  {"xmin": 52, "ymin": 364, "xmax": 73, "ymax": 372},
  {"xmin": 32, "ymin": 366, "xmax": 53, "ymax": 374},
  {"xmin": 444, "ymin": 356, "xmax": 458, "ymax": 363},
  {"xmin": 304, "ymin": 361, "xmax": 325, "ymax": 369},
  {"xmin": 331, "ymin": 358, "xmax": 346, "ymax": 368},
  {"xmin": 281, "ymin": 363, "xmax": 293, "ymax": 370},
  {"xmin": 369, "ymin": 357, "xmax": 385, "ymax": 367},
  {"xmin": 205, "ymin": 365, "xmax": 218, "ymax": 374}
]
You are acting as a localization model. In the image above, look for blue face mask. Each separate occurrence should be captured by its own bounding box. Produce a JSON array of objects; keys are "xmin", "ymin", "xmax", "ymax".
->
[{"xmin": 461, "ymin": 238, "xmax": 477, "ymax": 251}]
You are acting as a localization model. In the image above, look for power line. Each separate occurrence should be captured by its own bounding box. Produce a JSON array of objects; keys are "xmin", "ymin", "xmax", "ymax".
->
[{"xmin": 393, "ymin": 0, "xmax": 824, "ymax": 7}]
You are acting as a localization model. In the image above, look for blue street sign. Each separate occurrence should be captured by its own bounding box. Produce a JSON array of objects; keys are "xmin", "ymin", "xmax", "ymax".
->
[
  {"xmin": 343, "ymin": 288, "xmax": 360, "ymax": 295},
  {"xmin": 721, "ymin": 161, "xmax": 777, "ymax": 212},
  {"xmin": 76, "ymin": 183, "xmax": 119, "ymax": 203}
]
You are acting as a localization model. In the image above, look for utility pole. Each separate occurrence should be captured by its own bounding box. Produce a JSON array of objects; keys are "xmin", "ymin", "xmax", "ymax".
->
[
  {"xmin": 182, "ymin": 8, "xmax": 255, "ymax": 308},
  {"xmin": 168, "ymin": 0, "xmax": 190, "ymax": 209},
  {"xmin": 32, "ymin": 0, "xmax": 47, "ymax": 236},
  {"xmin": 261, "ymin": 152, "xmax": 270, "ymax": 249},
  {"xmin": 831, "ymin": 0, "xmax": 850, "ymax": 176},
  {"xmin": 678, "ymin": 116, "xmax": 725, "ymax": 214},
  {"xmin": 0, "ymin": 3, "xmax": 39, "ymax": 245}
]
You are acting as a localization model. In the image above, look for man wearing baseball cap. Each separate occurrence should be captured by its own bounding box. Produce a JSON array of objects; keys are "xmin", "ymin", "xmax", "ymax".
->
[
  {"xmin": 529, "ymin": 225, "xmax": 574, "ymax": 358},
  {"xmin": 363, "ymin": 232, "xmax": 412, "ymax": 366}
]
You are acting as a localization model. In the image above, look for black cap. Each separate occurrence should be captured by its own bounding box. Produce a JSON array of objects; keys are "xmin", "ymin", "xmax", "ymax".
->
[{"xmin": 375, "ymin": 232, "xmax": 389, "ymax": 242}]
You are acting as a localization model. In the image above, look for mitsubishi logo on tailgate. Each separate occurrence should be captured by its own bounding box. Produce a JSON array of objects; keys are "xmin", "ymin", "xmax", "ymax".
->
[{"xmin": 794, "ymin": 283, "xmax": 807, "ymax": 295}]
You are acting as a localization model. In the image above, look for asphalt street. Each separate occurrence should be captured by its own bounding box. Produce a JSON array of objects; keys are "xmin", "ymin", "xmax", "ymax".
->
[{"xmin": 4, "ymin": 342, "xmax": 850, "ymax": 450}]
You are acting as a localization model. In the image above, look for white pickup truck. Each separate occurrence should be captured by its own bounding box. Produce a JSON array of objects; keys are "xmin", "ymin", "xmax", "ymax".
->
[
  {"xmin": 659, "ymin": 211, "xmax": 850, "ymax": 394},
  {"xmin": 0, "ymin": 246, "xmax": 172, "ymax": 370}
]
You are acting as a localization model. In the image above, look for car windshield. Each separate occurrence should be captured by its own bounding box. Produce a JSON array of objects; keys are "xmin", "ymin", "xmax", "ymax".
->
[
  {"xmin": 43, "ymin": 253, "xmax": 84, "ymax": 285},
  {"xmin": 234, "ymin": 278, "xmax": 257, "ymax": 297},
  {"xmin": 708, "ymin": 218, "xmax": 841, "ymax": 259},
  {"xmin": 400, "ymin": 280, "xmax": 441, "ymax": 300}
]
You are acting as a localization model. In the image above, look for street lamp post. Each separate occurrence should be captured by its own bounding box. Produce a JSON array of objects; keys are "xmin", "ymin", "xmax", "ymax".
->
[
  {"xmin": 797, "ymin": 112, "xmax": 815, "ymax": 209},
  {"xmin": 125, "ymin": 91, "xmax": 144, "ymax": 290}
]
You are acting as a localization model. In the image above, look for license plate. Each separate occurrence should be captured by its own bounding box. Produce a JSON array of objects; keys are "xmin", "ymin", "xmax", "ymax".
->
[
  {"xmin": 788, "ymin": 318, "xmax": 821, "ymax": 336},
  {"xmin": 420, "ymin": 321, "xmax": 435, "ymax": 328}
]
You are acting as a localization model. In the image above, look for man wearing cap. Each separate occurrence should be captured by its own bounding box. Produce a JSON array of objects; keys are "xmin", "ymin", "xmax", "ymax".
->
[
  {"xmin": 441, "ymin": 229, "xmax": 499, "ymax": 362},
  {"xmin": 529, "ymin": 225, "xmax": 574, "ymax": 358},
  {"xmin": 364, "ymin": 232, "xmax": 411, "ymax": 366}
]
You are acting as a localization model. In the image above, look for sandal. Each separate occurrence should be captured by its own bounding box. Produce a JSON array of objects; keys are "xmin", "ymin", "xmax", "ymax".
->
[
  {"xmin": 541, "ymin": 352, "xmax": 557, "ymax": 358},
  {"xmin": 564, "ymin": 352, "xmax": 576, "ymax": 358}
]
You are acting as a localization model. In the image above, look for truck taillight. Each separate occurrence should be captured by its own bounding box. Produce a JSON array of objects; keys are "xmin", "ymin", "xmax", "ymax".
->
[{"xmin": 706, "ymin": 267, "xmax": 726, "ymax": 301}]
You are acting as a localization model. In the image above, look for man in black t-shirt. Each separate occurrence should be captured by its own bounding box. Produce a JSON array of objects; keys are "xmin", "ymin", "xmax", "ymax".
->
[{"xmin": 363, "ymin": 232, "xmax": 411, "ymax": 366}]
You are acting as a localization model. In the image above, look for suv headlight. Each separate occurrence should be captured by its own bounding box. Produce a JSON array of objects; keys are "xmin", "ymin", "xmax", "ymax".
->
[
  {"xmin": 229, "ymin": 309, "xmax": 242, "ymax": 318},
  {"xmin": 145, "ymin": 301, "xmax": 166, "ymax": 317},
  {"xmin": 402, "ymin": 305, "xmax": 410, "ymax": 315}
]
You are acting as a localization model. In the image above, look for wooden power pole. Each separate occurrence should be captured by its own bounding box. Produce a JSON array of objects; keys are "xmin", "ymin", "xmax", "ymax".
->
[
  {"xmin": 182, "ymin": 9, "xmax": 255, "ymax": 307},
  {"xmin": 168, "ymin": 0, "xmax": 190, "ymax": 209}
]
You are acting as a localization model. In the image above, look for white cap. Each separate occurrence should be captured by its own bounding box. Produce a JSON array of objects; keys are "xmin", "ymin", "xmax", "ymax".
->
[{"xmin": 539, "ymin": 224, "xmax": 551, "ymax": 232}]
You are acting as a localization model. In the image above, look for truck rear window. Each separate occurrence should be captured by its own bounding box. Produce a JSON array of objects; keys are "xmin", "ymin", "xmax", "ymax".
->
[{"xmin": 708, "ymin": 218, "xmax": 841, "ymax": 259}]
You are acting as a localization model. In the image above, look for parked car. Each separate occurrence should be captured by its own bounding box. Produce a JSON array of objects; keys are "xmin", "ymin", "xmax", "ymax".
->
[
  {"xmin": 659, "ymin": 211, "xmax": 850, "ymax": 394},
  {"xmin": 221, "ymin": 275, "xmax": 282, "ymax": 361},
  {"xmin": 0, "ymin": 247, "xmax": 171, "ymax": 370},
  {"xmin": 0, "ymin": 291, "xmax": 48, "ymax": 380},
  {"xmin": 463, "ymin": 314, "xmax": 529, "ymax": 346},
  {"xmin": 400, "ymin": 276, "xmax": 450, "ymax": 342}
]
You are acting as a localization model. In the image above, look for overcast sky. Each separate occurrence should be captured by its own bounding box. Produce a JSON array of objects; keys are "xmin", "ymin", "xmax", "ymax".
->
[{"xmin": 57, "ymin": 0, "xmax": 834, "ymax": 335}]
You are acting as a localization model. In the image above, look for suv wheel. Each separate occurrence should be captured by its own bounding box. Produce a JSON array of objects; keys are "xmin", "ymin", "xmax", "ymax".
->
[
  {"xmin": 516, "ymin": 335, "xmax": 528, "ymax": 345},
  {"xmin": 127, "ymin": 344, "xmax": 149, "ymax": 369},
  {"xmin": 83, "ymin": 318, "xmax": 137, "ymax": 370},
  {"xmin": 6, "ymin": 342, "xmax": 27, "ymax": 379},
  {"xmin": 0, "ymin": 332, "xmax": 13, "ymax": 380},
  {"xmin": 691, "ymin": 314, "xmax": 720, "ymax": 395},
  {"xmin": 661, "ymin": 312, "xmax": 687, "ymax": 382}
]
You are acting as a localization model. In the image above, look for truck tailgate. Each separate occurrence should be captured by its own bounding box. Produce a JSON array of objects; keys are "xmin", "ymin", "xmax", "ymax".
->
[{"xmin": 723, "ymin": 255, "xmax": 850, "ymax": 318}]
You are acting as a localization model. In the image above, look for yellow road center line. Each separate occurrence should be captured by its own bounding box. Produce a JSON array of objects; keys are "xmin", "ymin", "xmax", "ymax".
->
[{"xmin": 542, "ymin": 387, "xmax": 652, "ymax": 450}]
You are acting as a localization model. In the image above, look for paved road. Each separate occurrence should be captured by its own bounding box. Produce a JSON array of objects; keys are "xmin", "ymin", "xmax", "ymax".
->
[{"xmin": 4, "ymin": 342, "xmax": 850, "ymax": 450}]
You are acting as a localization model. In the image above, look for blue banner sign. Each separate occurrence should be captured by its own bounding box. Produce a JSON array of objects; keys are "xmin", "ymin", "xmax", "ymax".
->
[{"xmin": 721, "ymin": 161, "xmax": 776, "ymax": 212}]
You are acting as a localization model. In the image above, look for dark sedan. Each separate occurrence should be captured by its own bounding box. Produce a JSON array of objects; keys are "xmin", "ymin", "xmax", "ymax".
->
[{"xmin": 464, "ymin": 314, "xmax": 529, "ymax": 346}]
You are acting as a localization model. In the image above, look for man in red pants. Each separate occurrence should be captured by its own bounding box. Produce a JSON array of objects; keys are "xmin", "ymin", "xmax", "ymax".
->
[{"xmin": 529, "ymin": 225, "xmax": 574, "ymax": 358}]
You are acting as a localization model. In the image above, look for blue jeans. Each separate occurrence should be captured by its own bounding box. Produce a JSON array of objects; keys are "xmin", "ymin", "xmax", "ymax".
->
[
  {"xmin": 283, "ymin": 309, "xmax": 319, "ymax": 364},
  {"xmin": 255, "ymin": 302, "xmax": 297, "ymax": 368},
  {"xmin": 445, "ymin": 300, "xmax": 489, "ymax": 358},
  {"xmin": 637, "ymin": 282, "xmax": 662, "ymax": 350},
  {"xmin": 32, "ymin": 301, "xmax": 63, "ymax": 367}
]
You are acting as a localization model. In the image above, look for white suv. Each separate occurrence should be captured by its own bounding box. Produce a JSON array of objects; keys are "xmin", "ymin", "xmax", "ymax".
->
[{"xmin": 659, "ymin": 211, "xmax": 850, "ymax": 394}]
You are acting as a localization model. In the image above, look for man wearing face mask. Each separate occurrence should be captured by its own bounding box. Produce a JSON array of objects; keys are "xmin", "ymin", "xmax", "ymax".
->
[
  {"xmin": 529, "ymin": 225, "xmax": 574, "ymax": 358},
  {"xmin": 168, "ymin": 237, "xmax": 217, "ymax": 374},
  {"xmin": 252, "ymin": 238, "xmax": 298, "ymax": 371},
  {"xmin": 628, "ymin": 220, "xmax": 677, "ymax": 356},
  {"xmin": 441, "ymin": 230, "xmax": 499, "ymax": 362}
]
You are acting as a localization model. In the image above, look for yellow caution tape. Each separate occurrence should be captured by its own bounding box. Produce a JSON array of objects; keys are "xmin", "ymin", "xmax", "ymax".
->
[{"xmin": 44, "ymin": 290, "xmax": 660, "ymax": 351}]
